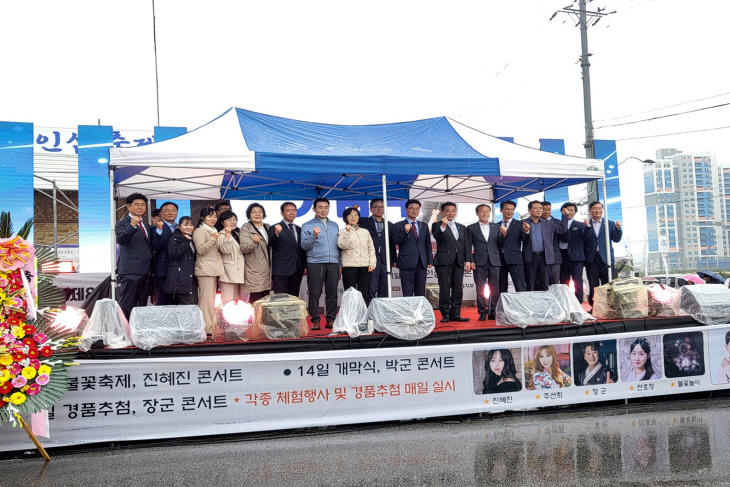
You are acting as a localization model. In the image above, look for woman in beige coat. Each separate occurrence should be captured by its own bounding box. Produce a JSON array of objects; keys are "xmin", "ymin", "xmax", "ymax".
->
[
  {"xmin": 216, "ymin": 210, "xmax": 245, "ymax": 304},
  {"xmin": 193, "ymin": 207, "xmax": 225, "ymax": 334},
  {"xmin": 240, "ymin": 203, "xmax": 272, "ymax": 304},
  {"xmin": 338, "ymin": 206, "xmax": 376, "ymax": 295}
]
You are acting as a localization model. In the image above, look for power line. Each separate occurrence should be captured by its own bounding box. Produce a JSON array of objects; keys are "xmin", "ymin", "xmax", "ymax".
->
[
  {"xmin": 594, "ymin": 91, "xmax": 730, "ymax": 123},
  {"xmin": 614, "ymin": 125, "xmax": 730, "ymax": 141},
  {"xmin": 595, "ymin": 102, "xmax": 730, "ymax": 130}
]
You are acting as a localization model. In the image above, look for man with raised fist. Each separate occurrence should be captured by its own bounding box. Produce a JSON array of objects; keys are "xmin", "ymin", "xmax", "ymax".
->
[{"xmin": 115, "ymin": 193, "xmax": 153, "ymax": 319}]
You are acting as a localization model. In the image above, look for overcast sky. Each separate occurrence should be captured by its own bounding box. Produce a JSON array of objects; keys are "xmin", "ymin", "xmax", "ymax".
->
[{"xmin": 2, "ymin": 0, "xmax": 728, "ymax": 256}]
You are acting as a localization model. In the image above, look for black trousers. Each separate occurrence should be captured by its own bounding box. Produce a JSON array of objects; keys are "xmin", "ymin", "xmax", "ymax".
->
[
  {"xmin": 525, "ymin": 252, "xmax": 550, "ymax": 291},
  {"xmin": 272, "ymin": 268, "xmax": 304, "ymax": 297},
  {"xmin": 118, "ymin": 274, "xmax": 149, "ymax": 319},
  {"xmin": 247, "ymin": 290, "xmax": 271, "ymax": 305},
  {"xmin": 400, "ymin": 261, "xmax": 427, "ymax": 297},
  {"xmin": 155, "ymin": 276, "xmax": 175, "ymax": 305},
  {"xmin": 435, "ymin": 263, "xmax": 465, "ymax": 317},
  {"xmin": 586, "ymin": 256, "xmax": 614, "ymax": 305},
  {"xmin": 307, "ymin": 263, "xmax": 339, "ymax": 322},
  {"xmin": 560, "ymin": 249, "xmax": 585, "ymax": 303},
  {"xmin": 499, "ymin": 254, "xmax": 527, "ymax": 293},
  {"xmin": 342, "ymin": 266, "xmax": 370, "ymax": 298},
  {"xmin": 474, "ymin": 263, "xmax": 500, "ymax": 315},
  {"xmin": 369, "ymin": 260, "xmax": 390, "ymax": 304},
  {"xmin": 549, "ymin": 264, "xmax": 561, "ymax": 286}
]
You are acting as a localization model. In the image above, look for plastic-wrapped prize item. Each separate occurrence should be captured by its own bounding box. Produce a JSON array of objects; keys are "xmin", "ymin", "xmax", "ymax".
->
[
  {"xmin": 248, "ymin": 293, "xmax": 309, "ymax": 340},
  {"xmin": 647, "ymin": 283, "xmax": 686, "ymax": 317},
  {"xmin": 367, "ymin": 297, "xmax": 435, "ymax": 340},
  {"xmin": 680, "ymin": 284, "xmax": 730, "ymax": 325},
  {"xmin": 333, "ymin": 288, "xmax": 371, "ymax": 337},
  {"xmin": 548, "ymin": 284, "xmax": 595, "ymax": 324},
  {"xmin": 130, "ymin": 305, "xmax": 207, "ymax": 350},
  {"xmin": 495, "ymin": 292, "xmax": 566, "ymax": 328},
  {"xmin": 79, "ymin": 298, "xmax": 133, "ymax": 350},
  {"xmin": 213, "ymin": 300, "xmax": 255, "ymax": 342},
  {"xmin": 425, "ymin": 283, "xmax": 440, "ymax": 310},
  {"xmin": 592, "ymin": 278, "xmax": 649, "ymax": 319}
]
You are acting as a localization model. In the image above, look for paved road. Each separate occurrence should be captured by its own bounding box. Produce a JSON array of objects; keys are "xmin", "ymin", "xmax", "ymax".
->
[{"xmin": 3, "ymin": 399, "xmax": 730, "ymax": 486}]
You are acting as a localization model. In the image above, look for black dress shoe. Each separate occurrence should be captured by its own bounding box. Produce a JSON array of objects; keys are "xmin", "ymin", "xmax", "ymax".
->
[
  {"xmin": 478, "ymin": 313, "xmax": 487, "ymax": 321},
  {"xmin": 452, "ymin": 316, "xmax": 470, "ymax": 322},
  {"xmin": 488, "ymin": 313, "xmax": 496, "ymax": 321},
  {"xmin": 440, "ymin": 316, "xmax": 451, "ymax": 323}
]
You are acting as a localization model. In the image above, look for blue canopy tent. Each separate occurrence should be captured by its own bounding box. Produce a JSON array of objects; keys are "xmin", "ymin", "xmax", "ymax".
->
[
  {"xmin": 108, "ymin": 108, "xmax": 607, "ymax": 297},
  {"xmin": 110, "ymin": 108, "xmax": 604, "ymax": 203}
]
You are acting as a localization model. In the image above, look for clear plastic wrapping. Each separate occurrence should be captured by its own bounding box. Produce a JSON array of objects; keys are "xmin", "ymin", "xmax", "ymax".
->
[
  {"xmin": 425, "ymin": 283, "xmax": 440, "ymax": 310},
  {"xmin": 680, "ymin": 284, "xmax": 730, "ymax": 325},
  {"xmin": 79, "ymin": 298, "xmax": 133, "ymax": 350},
  {"xmin": 333, "ymin": 288, "xmax": 371, "ymax": 337},
  {"xmin": 647, "ymin": 283, "xmax": 687, "ymax": 317},
  {"xmin": 592, "ymin": 278, "xmax": 649, "ymax": 319},
  {"xmin": 248, "ymin": 293, "xmax": 309, "ymax": 340},
  {"xmin": 367, "ymin": 297, "xmax": 435, "ymax": 340},
  {"xmin": 495, "ymin": 292, "xmax": 566, "ymax": 328},
  {"xmin": 213, "ymin": 300, "xmax": 255, "ymax": 342},
  {"xmin": 548, "ymin": 284, "xmax": 595, "ymax": 324},
  {"xmin": 130, "ymin": 305, "xmax": 207, "ymax": 350}
]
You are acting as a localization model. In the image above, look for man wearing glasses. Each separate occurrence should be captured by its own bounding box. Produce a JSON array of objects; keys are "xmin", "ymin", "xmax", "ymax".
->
[
  {"xmin": 115, "ymin": 193, "xmax": 153, "ymax": 319},
  {"xmin": 359, "ymin": 199, "xmax": 397, "ymax": 305}
]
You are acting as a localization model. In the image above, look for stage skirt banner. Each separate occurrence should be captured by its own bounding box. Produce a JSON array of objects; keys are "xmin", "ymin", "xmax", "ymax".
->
[{"xmin": 1, "ymin": 324, "xmax": 729, "ymax": 451}]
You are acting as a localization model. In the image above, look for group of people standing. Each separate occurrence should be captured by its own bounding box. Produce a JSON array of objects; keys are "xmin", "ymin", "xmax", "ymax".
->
[{"xmin": 114, "ymin": 193, "xmax": 622, "ymax": 334}]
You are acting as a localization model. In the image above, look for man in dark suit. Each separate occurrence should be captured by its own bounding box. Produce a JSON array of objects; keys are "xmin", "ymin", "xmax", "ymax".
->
[
  {"xmin": 522, "ymin": 201, "xmax": 569, "ymax": 291},
  {"xmin": 432, "ymin": 202, "xmax": 471, "ymax": 323},
  {"xmin": 541, "ymin": 201, "xmax": 564, "ymax": 285},
  {"xmin": 358, "ymin": 198, "xmax": 397, "ymax": 304},
  {"xmin": 467, "ymin": 204, "xmax": 504, "ymax": 321},
  {"xmin": 584, "ymin": 201, "xmax": 623, "ymax": 307},
  {"xmin": 559, "ymin": 202, "xmax": 591, "ymax": 303},
  {"xmin": 115, "ymin": 192, "xmax": 153, "ymax": 319},
  {"xmin": 497, "ymin": 200, "xmax": 529, "ymax": 293},
  {"xmin": 151, "ymin": 201, "xmax": 178, "ymax": 305},
  {"xmin": 269, "ymin": 202, "xmax": 307, "ymax": 296},
  {"xmin": 392, "ymin": 199, "xmax": 433, "ymax": 297}
]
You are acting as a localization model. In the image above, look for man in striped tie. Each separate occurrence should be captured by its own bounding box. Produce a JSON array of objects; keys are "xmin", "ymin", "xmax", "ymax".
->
[{"xmin": 115, "ymin": 193, "xmax": 153, "ymax": 319}]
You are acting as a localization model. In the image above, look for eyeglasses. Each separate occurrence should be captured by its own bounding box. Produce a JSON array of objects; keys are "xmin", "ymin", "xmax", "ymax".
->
[{"xmin": 129, "ymin": 203, "xmax": 146, "ymax": 208}]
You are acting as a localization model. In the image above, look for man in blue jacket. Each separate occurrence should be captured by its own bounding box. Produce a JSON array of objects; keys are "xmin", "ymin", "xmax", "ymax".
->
[
  {"xmin": 151, "ymin": 201, "xmax": 178, "ymax": 305},
  {"xmin": 559, "ymin": 202, "xmax": 591, "ymax": 303},
  {"xmin": 301, "ymin": 198, "xmax": 340, "ymax": 330},
  {"xmin": 522, "ymin": 201, "xmax": 569, "ymax": 291},
  {"xmin": 392, "ymin": 199, "xmax": 433, "ymax": 297},
  {"xmin": 584, "ymin": 201, "xmax": 623, "ymax": 307}
]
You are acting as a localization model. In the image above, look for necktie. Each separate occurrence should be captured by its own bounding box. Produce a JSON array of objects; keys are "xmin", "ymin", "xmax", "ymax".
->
[
  {"xmin": 289, "ymin": 223, "xmax": 296, "ymax": 242},
  {"xmin": 139, "ymin": 223, "xmax": 148, "ymax": 239},
  {"xmin": 450, "ymin": 221, "xmax": 458, "ymax": 240},
  {"xmin": 412, "ymin": 221, "xmax": 419, "ymax": 239}
]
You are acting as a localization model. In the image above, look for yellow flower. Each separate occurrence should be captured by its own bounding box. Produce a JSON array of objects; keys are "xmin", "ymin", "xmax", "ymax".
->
[
  {"xmin": 38, "ymin": 365, "xmax": 51, "ymax": 376},
  {"xmin": 0, "ymin": 354, "xmax": 12, "ymax": 366},
  {"xmin": 0, "ymin": 369, "xmax": 9, "ymax": 381},
  {"xmin": 10, "ymin": 326, "xmax": 25, "ymax": 339},
  {"xmin": 21, "ymin": 367, "xmax": 36, "ymax": 380},
  {"xmin": 9, "ymin": 392, "xmax": 26, "ymax": 405},
  {"xmin": 21, "ymin": 385, "xmax": 28, "ymax": 392}
]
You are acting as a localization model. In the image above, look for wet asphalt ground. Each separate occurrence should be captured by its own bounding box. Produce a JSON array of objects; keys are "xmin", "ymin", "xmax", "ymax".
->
[{"xmin": 2, "ymin": 397, "xmax": 730, "ymax": 486}]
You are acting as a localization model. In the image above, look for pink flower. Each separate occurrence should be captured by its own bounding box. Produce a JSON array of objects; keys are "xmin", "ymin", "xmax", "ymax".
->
[
  {"xmin": 35, "ymin": 373, "xmax": 49, "ymax": 386},
  {"xmin": 28, "ymin": 358, "xmax": 40, "ymax": 369},
  {"xmin": 8, "ymin": 363, "xmax": 21, "ymax": 375},
  {"xmin": 26, "ymin": 383, "xmax": 40, "ymax": 395},
  {"xmin": 11, "ymin": 375, "xmax": 27, "ymax": 388},
  {"xmin": 33, "ymin": 333, "xmax": 48, "ymax": 345}
]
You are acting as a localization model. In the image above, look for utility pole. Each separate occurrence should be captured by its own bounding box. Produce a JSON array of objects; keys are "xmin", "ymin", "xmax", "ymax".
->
[{"xmin": 555, "ymin": 1, "xmax": 614, "ymax": 202}]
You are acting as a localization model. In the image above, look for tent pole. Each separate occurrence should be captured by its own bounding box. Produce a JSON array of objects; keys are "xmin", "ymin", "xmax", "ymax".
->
[
  {"xmin": 381, "ymin": 174, "xmax": 392, "ymax": 297},
  {"xmin": 601, "ymin": 177, "xmax": 613, "ymax": 281},
  {"xmin": 110, "ymin": 167, "xmax": 117, "ymax": 301}
]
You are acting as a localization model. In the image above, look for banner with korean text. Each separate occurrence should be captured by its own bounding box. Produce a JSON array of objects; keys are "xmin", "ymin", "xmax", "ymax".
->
[{"xmin": 1, "ymin": 324, "xmax": 728, "ymax": 451}]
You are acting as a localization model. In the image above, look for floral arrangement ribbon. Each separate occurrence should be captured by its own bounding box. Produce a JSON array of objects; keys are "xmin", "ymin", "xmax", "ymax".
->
[{"xmin": 0, "ymin": 237, "xmax": 34, "ymax": 272}]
